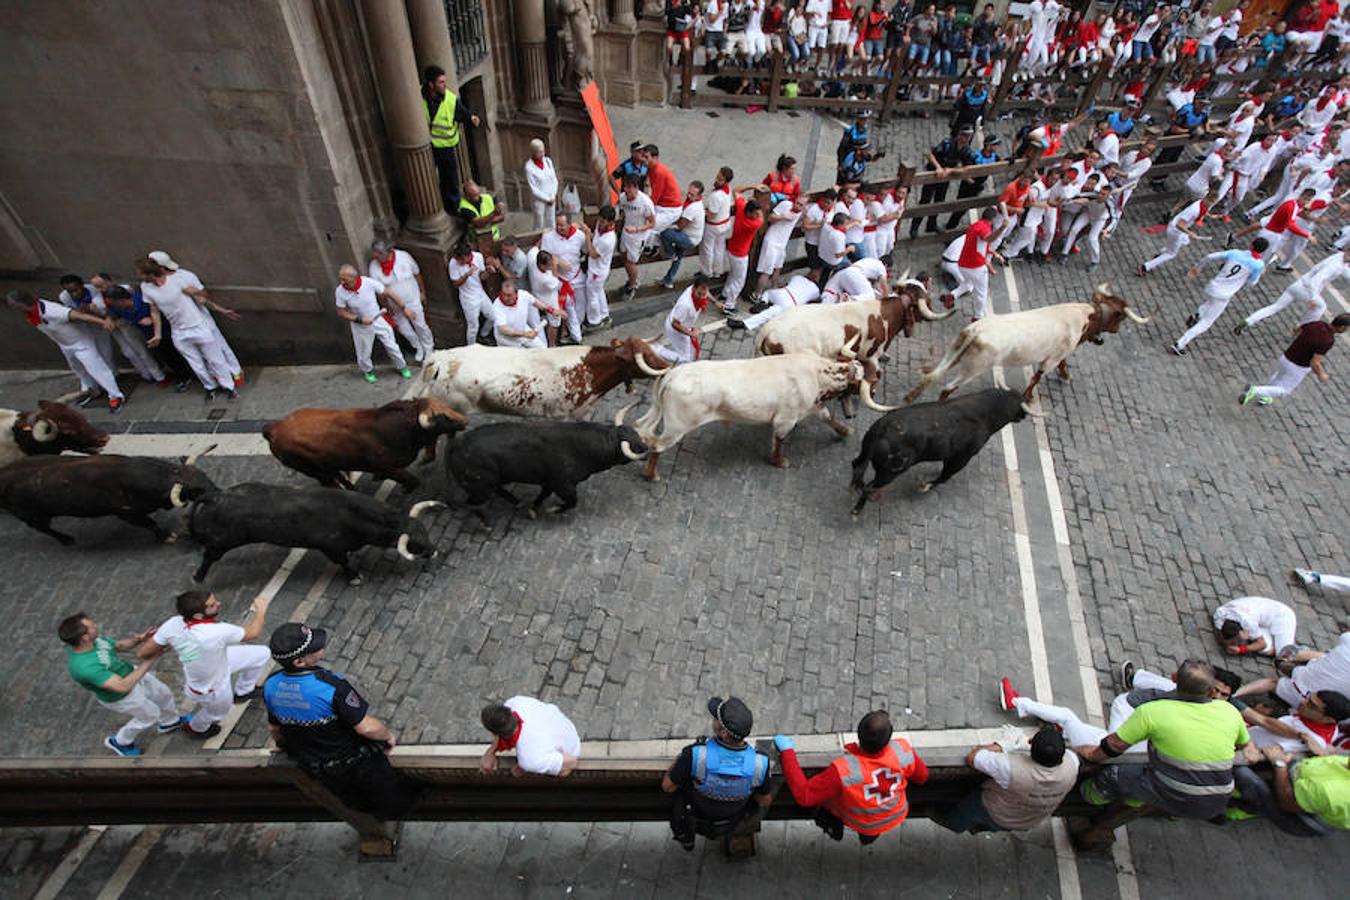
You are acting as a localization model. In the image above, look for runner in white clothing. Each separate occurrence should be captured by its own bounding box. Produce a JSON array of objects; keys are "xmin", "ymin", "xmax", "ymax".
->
[
  {"xmin": 6, "ymin": 291, "xmax": 124, "ymax": 410},
  {"xmin": 480, "ymin": 695, "xmax": 581, "ymax": 777},
  {"xmin": 582, "ymin": 207, "xmax": 618, "ymax": 333},
  {"xmin": 492, "ymin": 281, "xmax": 546, "ymax": 348},
  {"xmin": 333, "ymin": 264, "xmax": 411, "ymax": 382},
  {"xmin": 726, "ymin": 275, "xmax": 821, "ymax": 331},
  {"xmin": 541, "ymin": 212, "xmax": 589, "ymax": 344},
  {"xmin": 618, "ymin": 175, "xmax": 656, "ymax": 299},
  {"xmin": 1213, "ymin": 597, "xmax": 1299, "ymax": 657},
  {"xmin": 1237, "ymin": 247, "xmax": 1350, "ymax": 333},
  {"xmin": 136, "ymin": 257, "xmax": 237, "ymax": 397},
  {"xmin": 656, "ymin": 276, "xmax": 714, "ymax": 364},
  {"xmin": 821, "ymin": 261, "xmax": 879, "ymax": 304},
  {"xmin": 141, "ymin": 590, "xmax": 271, "ymax": 739},
  {"xmin": 1172, "ymin": 240, "xmax": 1267, "ymax": 353},
  {"xmin": 58, "ymin": 277, "xmax": 164, "ymax": 385},
  {"xmin": 146, "ymin": 252, "xmax": 242, "ymax": 383},
  {"xmin": 448, "ymin": 243, "xmax": 492, "ymax": 346},
  {"xmin": 1140, "ymin": 191, "xmax": 1214, "ymax": 275},
  {"xmin": 527, "ymin": 250, "xmax": 567, "ymax": 346},
  {"xmin": 755, "ymin": 196, "xmax": 804, "ymax": 293},
  {"xmin": 699, "ymin": 168, "xmax": 736, "ymax": 278},
  {"xmin": 524, "ymin": 139, "xmax": 559, "ymax": 230},
  {"xmin": 368, "ymin": 242, "xmax": 434, "ymax": 362}
]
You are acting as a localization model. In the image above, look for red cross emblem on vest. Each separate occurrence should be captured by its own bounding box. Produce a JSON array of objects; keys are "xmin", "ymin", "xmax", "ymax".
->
[{"xmin": 863, "ymin": 767, "xmax": 900, "ymax": 804}]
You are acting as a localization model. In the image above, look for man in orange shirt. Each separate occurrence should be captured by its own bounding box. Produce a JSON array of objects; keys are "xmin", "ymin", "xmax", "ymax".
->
[
  {"xmin": 774, "ymin": 710, "xmax": 928, "ymax": 844},
  {"xmin": 991, "ymin": 171, "xmax": 1033, "ymax": 254},
  {"xmin": 644, "ymin": 144, "xmax": 685, "ymax": 252},
  {"xmin": 721, "ymin": 190, "xmax": 764, "ymax": 314}
]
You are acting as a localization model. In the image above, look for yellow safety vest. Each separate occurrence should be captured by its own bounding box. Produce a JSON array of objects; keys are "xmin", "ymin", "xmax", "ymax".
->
[
  {"xmin": 426, "ymin": 91, "xmax": 461, "ymax": 149},
  {"xmin": 458, "ymin": 192, "xmax": 500, "ymax": 241}
]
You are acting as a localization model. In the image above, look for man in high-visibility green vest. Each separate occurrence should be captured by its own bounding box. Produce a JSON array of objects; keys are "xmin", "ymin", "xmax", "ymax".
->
[
  {"xmin": 458, "ymin": 180, "xmax": 505, "ymax": 245},
  {"xmin": 422, "ymin": 65, "xmax": 480, "ymax": 210}
]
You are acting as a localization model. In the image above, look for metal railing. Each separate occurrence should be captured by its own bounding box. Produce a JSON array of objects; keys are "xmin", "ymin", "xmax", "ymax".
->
[{"xmin": 444, "ymin": 0, "xmax": 488, "ymax": 74}]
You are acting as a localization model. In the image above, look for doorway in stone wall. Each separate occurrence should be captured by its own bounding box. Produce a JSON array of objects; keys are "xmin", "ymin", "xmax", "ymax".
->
[{"xmin": 459, "ymin": 77, "xmax": 492, "ymax": 190}]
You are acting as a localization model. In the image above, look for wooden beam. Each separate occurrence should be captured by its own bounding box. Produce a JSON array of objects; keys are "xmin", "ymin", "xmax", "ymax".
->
[{"xmin": 767, "ymin": 50, "xmax": 784, "ymax": 114}]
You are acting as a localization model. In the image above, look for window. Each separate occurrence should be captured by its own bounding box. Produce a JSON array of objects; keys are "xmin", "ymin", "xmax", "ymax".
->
[{"xmin": 443, "ymin": 0, "xmax": 488, "ymax": 74}]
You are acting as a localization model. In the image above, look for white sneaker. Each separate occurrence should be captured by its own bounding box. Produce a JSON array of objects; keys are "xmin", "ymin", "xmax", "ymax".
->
[{"xmin": 1292, "ymin": 568, "xmax": 1320, "ymax": 586}]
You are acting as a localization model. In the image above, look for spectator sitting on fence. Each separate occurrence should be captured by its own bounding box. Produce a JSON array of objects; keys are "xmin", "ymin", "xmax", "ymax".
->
[
  {"xmin": 480, "ymin": 696, "xmax": 581, "ymax": 777},
  {"xmin": 936, "ymin": 725, "xmax": 1080, "ymax": 834}
]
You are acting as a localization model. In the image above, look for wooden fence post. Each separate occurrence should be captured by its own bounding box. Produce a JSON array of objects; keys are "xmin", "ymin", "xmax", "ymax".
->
[
  {"xmin": 768, "ymin": 50, "xmax": 784, "ymax": 113},
  {"xmin": 881, "ymin": 68, "xmax": 902, "ymax": 121},
  {"xmin": 987, "ymin": 37, "xmax": 1028, "ymax": 121},
  {"xmin": 281, "ymin": 766, "xmax": 402, "ymax": 860},
  {"xmin": 680, "ymin": 47, "xmax": 695, "ymax": 109},
  {"xmin": 1138, "ymin": 61, "xmax": 1175, "ymax": 116},
  {"xmin": 1077, "ymin": 58, "xmax": 1113, "ymax": 117}
]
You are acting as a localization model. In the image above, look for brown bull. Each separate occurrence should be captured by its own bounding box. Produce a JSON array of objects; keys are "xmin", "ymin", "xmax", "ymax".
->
[
  {"xmin": 1, "ymin": 401, "xmax": 109, "ymax": 469},
  {"xmin": 263, "ymin": 398, "xmax": 467, "ymax": 490}
]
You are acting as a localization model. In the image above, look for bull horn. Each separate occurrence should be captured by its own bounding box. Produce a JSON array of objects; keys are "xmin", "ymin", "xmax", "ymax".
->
[
  {"xmin": 184, "ymin": 443, "xmax": 218, "ymax": 467},
  {"xmin": 1123, "ymin": 306, "xmax": 1151, "ymax": 324},
  {"xmin": 396, "ymin": 534, "xmax": 416, "ymax": 561},
  {"xmin": 613, "ymin": 400, "xmax": 638, "ymax": 427},
  {"xmin": 30, "ymin": 419, "xmax": 56, "ymax": 442},
  {"xmin": 620, "ymin": 440, "xmax": 648, "ymax": 461},
  {"xmin": 635, "ymin": 352, "xmax": 668, "ymax": 377},
  {"xmin": 418, "ymin": 410, "xmax": 434, "ymax": 429},
  {"xmin": 916, "ymin": 293, "xmax": 956, "ymax": 321},
  {"xmin": 409, "ymin": 500, "xmax": 445, "ymax": 520},
  {"xmin": 899, "ymin": 267, "xmax": 911, "ymax": 281},
  {"xmin": 840, "ymin": 333, "xmax": 861, "ymax": 359},
  {"xmin": 860, "ymin": 378, "xmax": 899, "ymax": 413},
  {"xmin": 1020, "ymin": 402, "xmax": 1046, "ymax": 418},
  {"xmin": 169, "ymin": 483, "xmax": 185, "ymax": 509},
  {"xmin": 1096, "ymin": 281, "xmax": 1111, "ymax": 295}
]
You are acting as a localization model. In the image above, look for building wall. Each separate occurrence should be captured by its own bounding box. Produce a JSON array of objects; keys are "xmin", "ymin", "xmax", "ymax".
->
[{"xmin": 0, "ymin": 0, "xmax": 386, "ymax": 368}]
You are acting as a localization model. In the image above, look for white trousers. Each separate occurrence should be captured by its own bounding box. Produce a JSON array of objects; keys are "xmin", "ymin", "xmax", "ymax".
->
[
  {"xmin": 1012, "ymin": 696, "xmax": 1107, "ymax": 747},
  {"xmin": 648, "ymin": 206, "xmax": 682, "ymax": 249},
  {"xmin": 860, "ymin": 232, "xmax": 878, "ymax": 260},
  {"xmin": 586, "ymin": 270, "xmax": 612, "ymax": 324},
  {"xmin": 1003, "ymin": 222, "xmax": 1039, "ymax": 259},
  {"xmin": 1022, "ymin": 39, "xmax": 1050, "ymax": 73},
  {"xmin": 723, "ymin": 254, "xmax": 750, "ymax": 309},
  {"xmin": 1063, "ymin": 214, "xmax": 1105, "ymax": 264},
  {"xmin": 460, "ymin": 291, "xmax": 490, "ymax": 346},
  {"xmin": 1176, "ymin": 291, "xmax": 1231, "ymax": 350},
  {"xmin": 699, "ymin": 225, "xmax": 730, "ymax": 276},
  {"xmin": 1246, "ymin": 283, "xmax": 1324, "ymax": 328},
  {"xmin": 951, "ymin": 265, "xmax": 990, "ymax": 318},
  {"xmin": 185, "ymin": 644, "xmax": 270, "ymax": 733},
  {"xmin": 111, "ymin": 323, "xmax": 164, "ymax": 381},
  {"xmin": 1277, "ymin": 233, "xmax": 1310, "ymax": 268},
  {"xmin": 1311, "ymin": 573, "xmax": 1350, "ymax": 592},
  {"xmin": 1248, "ymin": 176, "xmax": 1295, "ymax": 219},
  {"xmin": 390, "ymin": 301, "xmax": 435, "ymax": 358},
  {"xmin": 61, "ymin": 342, "xmax": 124, "ymax": 400},
  {"xmin": 534, "ymin": 200, "xmax": 556, "ymax": 232},
  {"xmin": 99, "ymin": 673, "xmax": 179, "ymax": 746},
  {"xmin": 201, "ymin": 312, "xmax": 241, "ymax": 375},
  {"xmin": 940, "ymin": 258, "xmax": 962, "ymax": 288},
  {"xmin": 563, "ymin": 276, "xmax": 585, "ymax": 343},
  {"xmin": 1250, "ymin": 356, "xmax": 1310, "ymax": 400},
  {"xmin": 173, "ymin": 326, "xmax": 236, "ymax": 391},
  {"xmin": 656, "ymin": 328, "xmax": 696, "ymax": 364},
  {"xmin": 742, "ymin": 286, "xmax": 796, "ymax": 330},
  {"xmin": 1144, "ymin": 228, "xmax": 1190, "ymax": 271},
  {"xmin": 350, "ymin": 317, "xmax": 406, "ymax": 372},
  {"xmin": 1036, "ymin": 209, "xmax": 1059, "ymax": 256}
]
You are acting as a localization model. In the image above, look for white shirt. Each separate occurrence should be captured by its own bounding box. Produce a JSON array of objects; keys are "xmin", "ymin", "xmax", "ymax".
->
[
  {"xmin": 804, "ymin": 0, "xmax": 828, "ymax": 29},
  {"xmin": 1199, "ymin": 16, "xmax": 1224, "ymax": 45},
  {"xmin": 942, "ymin": 234, "xmax": 965, "ymax": 262},
  {"xmin": 706, "ymin": 0, "xmax": 728, "ymax": 31},
  {"xmin": 675, "ymin": 198, "xmax": 706, "ymax": 245},
  {"xmin": 152, "ymin": 617, "xmax": 246, "ymax": 692},
  {"xmin": 540, "ymin": 228, "xmax": 588, "ymax": 282},
  {"xmin": 58, "ymin": 284, "xmax": 106, "ymax": 314},
  {"xmin": 1094, "ymin": 131, "xmax": 1120, "ymax": 165},
  {"xmin": 1170, "ymin": 199, "xmax": 1206, "ymax": 231},
  {"xmin": 801, "ymin": 201, "xmax": 828, "ymax": 246},
  {"xmin": 1134, "ymin": 13, "xmax": 1161, "ymax": 43},
  {"xmin": 844, "ymin": 198, "xmax": 866, "ymax": 245},
  {"xmin": 619, "ymin": 190, "xmax": 656, "ymax": 235},
  {"xmin": 1119, "ymin": 151, "xmax": 1153, "ymax": 185},
  {"xmin": 666, "ymin": 287, "xmax": 702, "ymax": 333},
  {"xmin": 763, "ymin": 199, "xmax": 801, "ymax": 249},
  {"xmin": 822, "ymin": 265, "xmax": 875, "ymax": 303},
  {"xmin": 503, "ymin": 696, "xmax": 581, "ymax": 776},
  {"xmin": 1212, "ymin": 597, "xmax": 1294, "ymax": 650},
  {"xmin": 777, "ymin": 275, "xmax": 821, "ymax": 305},
  {"xmin": 1022, "ymin": 181, "xmax": 1051, "ymax": 229},
  {"xmin": 448, "ymin": 252, "xmax": 489, "ymax": 308},
  {"xmin": 1299, "ymin": 98, "xmax": 1340, "ymax": 133},
  {"xmin": 1185, "ymin": 153, "xmax": 1226, "ymax": 196},
  {"xmin": 587, "ymin": 229, "xmax": 618, "ymax": 279},
  {"xmin": 851, "ymin": 257, "xmax": 887, "ymax": 283},
  {"xmin": 818, "ymin": 224, "xmax": 848, "ymax": 266},
  {"xmin": 703, "ymin": 187, "xmax": 733, "ymax": 231},
  {"xmin": 1291, "ymin": 633, "xmax": 1350, "ymax": 698},
  {"xmin": 530, "ymin": 264, "xmax": 562, "ymax": 314},
  {"xmin": 142, "ymin": 270, "xmax": 208, "ymax": 334},
  {"xmin": 1234, "ymin": 142, "xmax": 1275, "ymax": 177},
  {"xmin": 1220, "ymin": 10, "xmax": 1241, "ymax": 41},
  {"xmin": 524, "ymin": 156, "xmax": 559, "ymax": 204},
  {"xmin": 334, "ymin": 276, "xmax": 386, "ymax": 322},
  {"xmin": 368, "ymin": 250, "xmax": 421, "ymax": 307},
  {"xmin": 492, "ymin": 295, "xmax": 541, "ymax": 347},
  {"xmin": 1296, "ymin": 251, "xmax": 1350, "ymax": 294},
  {"xmin": 32, "ymin": 298, "xmax": 94, "ymax": 350}
]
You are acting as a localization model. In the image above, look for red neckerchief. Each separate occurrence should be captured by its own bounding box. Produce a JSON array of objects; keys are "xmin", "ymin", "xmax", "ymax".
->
[
  {"xmin": 560, "ymin": 226, "xmax": 578, "ymax": 239},
  {"xmin": 495, "ymin": 712, "xmax": 525, "ymax": 750},
  {"xmin": 716, "ymin": 184, "xmax": 730, "ymax": 194},
  {"xmin": 1298, "ymin": 714, "xmax": 1337, "ymax": 745},
  {"xmin": 531, "ymin": 157, "xmax": 546, "ymax": 169},
  {"xmin": 832, "ymin": 225, "xmax": 847, "ymax": 234},
  {"xmin": 1195, "ymin": 201, "xmax": 1210, "ymax": 226},
  {"xmin": 691, "ymin": 291, "xmax": 710, "ymax": 313},
  {"xmin": 352, "ymin": 276, "xmax": 363, "ymax": 292},
  {"xmin": 184, "ymin": 616, "xmax": 218, "ymax": 628},
  {"xmin": 1251, "ymin": 250, "xmax": 1263, "ymax": 259},
  {"xmin": 25, "ymin": 300, "xmax": 41, "ymax": 327},
  {"xmin": 1317, "ymin": 94, "xmax": 1334, "ymax": 111},
  {"xmin": 379, "ymin": 254, "xmax": 396, "ymax": 276}
]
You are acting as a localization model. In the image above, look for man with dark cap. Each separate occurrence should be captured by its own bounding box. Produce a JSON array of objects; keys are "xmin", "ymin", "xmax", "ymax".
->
[
  {"xmin": 911, "ymin": 127, "xmax": 976, "ymax": 237},
  {"xmin": 935, "ymin": 725, "xmax": 1080, "ymax": 833},
  {"xmin": 661, "ymin": 696, "xmax": 773, "ymax": 851},
  {"xmin": 263, "ymin": 623, "xmax": 419, "ymax": 819}
]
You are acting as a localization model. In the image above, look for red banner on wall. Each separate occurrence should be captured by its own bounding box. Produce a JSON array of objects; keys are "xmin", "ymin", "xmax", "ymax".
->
[{"xmin": 580, "ymin": 81, "xmax": 619, "ymax": 204}]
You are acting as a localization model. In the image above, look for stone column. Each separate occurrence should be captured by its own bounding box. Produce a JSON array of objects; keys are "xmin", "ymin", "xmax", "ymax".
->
[
  {"xmin": 405, "ymin": 0, "xmax": 457, "ymax": 81},
  {"xmin": 514, "ymin": 0, "xmax": 554, "ymax": 116},
  {"xmin": 360, "ymin": 0, "xmax": 452, "ymax": 239},
  {"xmin": 612, "ymin": 0, "xmax": 636, "ymax": 28}
]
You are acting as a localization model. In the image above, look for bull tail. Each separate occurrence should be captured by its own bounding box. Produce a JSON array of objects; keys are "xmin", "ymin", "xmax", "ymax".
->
[
  {"xmin": 849, "ymin": 430, "xmax": 876, "ymax": 492},
  {"xmin": 906, "ymin": 327, "xmax": 978, "ymax": 402},
  {"xmin": 632, "ymin": 372, "xmax": 671, "ymax": 440}
]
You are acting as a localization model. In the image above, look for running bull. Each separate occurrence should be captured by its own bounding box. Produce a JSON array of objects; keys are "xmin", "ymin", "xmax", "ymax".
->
[
  {"xmin": 849, "ymin": 389, "xmax": 1042, "ymax": 514},
  {"xmin": 263, "ymin": 398, "xmax": 467, "ymax": 490},
  {"xmin": 445, "ymin": 421, "xmax": 646, "ymax": 522},
  {"xmin": 904, "ymin": 285, "xmax": 1150, "ymax": 402},
  {"xmin": 618, "ymin": 352, "xmax": 895, "ymax": 480},
  {"xmin": 188, "ymin": 483, "xmax": 442, "ymax": 583},
  {"xmin": 0, "ymin": 401, "xmax": 109, "ymax": 468},
  {"xmin": 419, "ymin": 336, "xmax": 671, "ymax": 419},
  {"xmin": 0, "ymin": 448, "xmax": 217, "ymax": 544}
]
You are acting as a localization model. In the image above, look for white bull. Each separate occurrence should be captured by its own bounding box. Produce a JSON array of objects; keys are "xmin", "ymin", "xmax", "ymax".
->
[
  {"xmin": 418, "ymin": 336, "xmax": 669, "ymax": 419},
  {"xmin": 618, "ymin": 352, "xmax": 895, "ymax": 480},
  {"xmin": 904, "ymin": 286, "xmax": 1150, "ymax": 403}
]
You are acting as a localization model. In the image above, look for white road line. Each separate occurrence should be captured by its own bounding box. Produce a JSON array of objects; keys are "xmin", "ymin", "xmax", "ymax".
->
[
  {"xmin": 104, "ymin": 432, "xmax": 270, "ymax": 457},
  {"xmin": 31, "ymin": 826, "xmax": 108, "ymax": 900},
  {"xmin": 91, "ymin": 825, "xmax": 164, "ymax": 900},
  {"xmin": 1001, "ymin": 263, "xmax": 1140, "ymax": 900}
]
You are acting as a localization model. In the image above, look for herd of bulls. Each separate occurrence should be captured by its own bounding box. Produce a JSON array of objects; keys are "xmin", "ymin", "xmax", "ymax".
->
[{"xmin": 0, "ymin": 282, "xmax": 1150, "ymax": 583}]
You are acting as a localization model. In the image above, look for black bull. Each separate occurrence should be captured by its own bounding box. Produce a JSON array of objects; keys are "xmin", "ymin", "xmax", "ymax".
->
[
  {"xmin": 0, "ymin": 454, "xmax": 217, "ymax": 544},
  {"xmin": 849, "ymin": 389, "xmax": 1038, "ymax": 514},
  {"xmin": 444, "ymin": 422, "xmax": 645, "ymax": 521},
  {"xmin": 188, "ymin": 483, "xmax": 442, "ymax": 583}
]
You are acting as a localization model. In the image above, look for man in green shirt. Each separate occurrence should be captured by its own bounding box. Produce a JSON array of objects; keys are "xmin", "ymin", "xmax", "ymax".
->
[
  {"xmin": 1232, "ymin": 745, "xmax": 1350, "ymax": 836},
  {"xmin": 59, "ymin": 612, "xmax": 186, "ymax": 757},
  {"xmin": 1076, "ymin": 659, "xmax": 1250, "ymax": 820}
]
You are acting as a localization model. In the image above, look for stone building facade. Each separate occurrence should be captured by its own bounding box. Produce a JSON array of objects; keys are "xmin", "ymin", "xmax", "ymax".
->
[{"xmin": 0, "ymin": 0, "xmax": 667, "ymax": 368}]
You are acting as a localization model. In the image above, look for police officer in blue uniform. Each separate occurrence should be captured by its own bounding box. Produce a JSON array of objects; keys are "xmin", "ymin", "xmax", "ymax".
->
[
  {"xmin": 263, "ymin": 623, "xmax": 420, "ymax": 820},
  {"xmin": 661, "ymin": 696, "xmax": 773, "ymax": 851},
  {"xmin": 946, "ymin": 134, "xmax": 1001, "ymax": 230}
]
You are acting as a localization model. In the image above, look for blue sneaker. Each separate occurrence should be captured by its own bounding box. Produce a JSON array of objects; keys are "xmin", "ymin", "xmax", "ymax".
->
[
  {"xmin": 157, "ymin": 715, "xmax": 191, "ymax": 734},
  {"xmin": 104, "ymin": 736, "xmax": 142, "ymax": 757}
]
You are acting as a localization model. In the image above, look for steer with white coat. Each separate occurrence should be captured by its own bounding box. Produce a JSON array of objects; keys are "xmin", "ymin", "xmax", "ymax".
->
[
  {"xmin": 618, "ymin": 352, "xmax": 895, "ymax": 480},
  {"xmin": 419, "ymin": 336, "xmax": 670, "ymax": 419},
  {"xmin": 904, "ymin": 285, "xmax": 1150, "ymax": 403}
]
